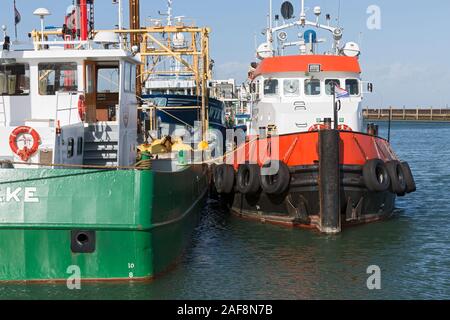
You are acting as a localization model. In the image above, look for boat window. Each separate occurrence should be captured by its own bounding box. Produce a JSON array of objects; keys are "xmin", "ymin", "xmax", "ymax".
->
[
  {"xmin": 305, "ymin": 79, "xmax": 321, "ymax": 95},
  {"xmin": 151, "ymin": 97, "xmax": 168, "ymax": 107},
  {"xmin": 38, "ymin": 63, "xmax": 78, "ymax": 95},
  {"xmin": 345, "ymin": 79, "xmax": 360, "ymax": 96},
  {"xmin": 97, "ymin": 67, "xmax": 119, "ymax": 93},
  {"xmin": 0, "ymin": 63, "xmax": 30, "ymax": 96},
  {"xmin": 124, "ymin": 62, "xmax": 136, "ymax": 93},
  {"xmin": 283, "ymin": 79, "xmax": 300, "ymax": 96},
  {"xmin": 325, "ymin": 79, "xmax": 341, "ymax": 95},
  {"xmin": 264, "ymin": 79, "xmax": 278, "ymax": 96},
  {"xmin": 131, "ymin": 65, "xmax": 136, "ymax": 93}
]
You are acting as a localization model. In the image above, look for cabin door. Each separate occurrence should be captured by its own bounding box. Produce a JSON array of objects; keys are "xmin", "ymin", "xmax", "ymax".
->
[{"xmin": 83, "ymin": 60, "xmax": 97, "ymax": 122}]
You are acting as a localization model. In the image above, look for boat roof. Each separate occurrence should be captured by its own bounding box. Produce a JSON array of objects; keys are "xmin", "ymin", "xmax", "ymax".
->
[
  {"xmin": 252, "ymin": 55, "xmax": 361, "ymax": 78},
  {"xmin": 0, "ymin": 48, "xmax": 141, "ymax": 64}
]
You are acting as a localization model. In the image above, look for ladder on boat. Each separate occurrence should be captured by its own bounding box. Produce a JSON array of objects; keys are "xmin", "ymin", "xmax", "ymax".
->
[
  {"xmin": 0, "ymin": 95, "xmax": 6, "ymax": 126},
  {"xmin": 83, "ymin": 124, "xmax": 119, "ymax": 167}
]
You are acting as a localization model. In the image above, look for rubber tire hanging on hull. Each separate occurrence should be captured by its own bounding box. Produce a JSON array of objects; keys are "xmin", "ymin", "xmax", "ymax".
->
[
  {"xmin": 214, "ymin": 164, "xmax": 235, "ymax": 194},
  {"xmin": 363, "ymin": 159, "xmax": 391, "ymax": 192},
  {"xmin": 400, "ymin": 162, "xmax": 416, "ymax": 194},
  {"xmin": 236, "ymin": 164, "xmax": 261, "ymax": 195},
  {"xmin": 386, "ymin": 160, "xmax": 407, "ymax": 196},
  {"xmin": 260, "ymin": 160, "xmax": 290, "ymax": 195}
]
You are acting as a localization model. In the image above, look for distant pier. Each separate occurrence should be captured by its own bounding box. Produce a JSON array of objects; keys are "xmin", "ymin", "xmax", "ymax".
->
[{"xmin": 363, "ymin": 107, "xmax": 450, "ymax": 122}]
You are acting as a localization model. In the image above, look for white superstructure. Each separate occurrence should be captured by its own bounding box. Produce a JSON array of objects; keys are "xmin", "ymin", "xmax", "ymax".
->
[{"xmin": 0, "ymin": 26, "xmax": 140, "ymax": 168}]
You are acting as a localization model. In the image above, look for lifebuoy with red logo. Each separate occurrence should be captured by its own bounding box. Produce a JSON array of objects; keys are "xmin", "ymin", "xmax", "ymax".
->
[
  {"xmin": 9, "ymin": 126, "xmax": 41, "ymax": 161},
  {"xmin": 78, "ymin": 95, "xmax": 86, "ymax": 121},
  {"xmin": 338, "ymin": 124, "xmax": 353, "ymax": 131},
  {"xmin": 308, "ymin": 124, "xmax": 328, "ymax": 132}
]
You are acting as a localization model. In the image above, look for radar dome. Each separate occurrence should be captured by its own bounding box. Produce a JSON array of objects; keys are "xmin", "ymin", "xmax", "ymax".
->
[{"xmin": 342, "ymin": 42, "xmax": 361, "ymax": 57}]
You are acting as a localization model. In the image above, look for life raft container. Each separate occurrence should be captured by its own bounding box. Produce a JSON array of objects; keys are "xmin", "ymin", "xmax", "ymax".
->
[
  {"xmin": 308, "ymin": 124, "xmax": 328, "ymax": 132},
  {"xmin": 236, "ymin": 163, "xmax": 261, "ymax": 195},
  {"xmin": 338, "ymin": 124, "xmax": 353, "ymax": 131},
  {"xmin": 214, "ymin": 164, "xmax": 235, "ymax": 194},
  {"xmin": 9, "ymin": 126, "xmax": 41, "ymax": 161},
  {"xmin": 260, "ymin": 160, "xmax": 291, "ymax": 195},
  {"xmin": 362, "ymin": 159, "xmax": 391, "ymax": 192},
  {"xmin": 309, "ymin": 124, "xmax": 353, "ymax": 131}
]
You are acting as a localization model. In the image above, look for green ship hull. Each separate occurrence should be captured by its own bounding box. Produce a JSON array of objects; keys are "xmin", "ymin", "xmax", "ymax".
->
[{"xmin": 0, "ymin": 162, "xmax": 208, "ymax": 281}]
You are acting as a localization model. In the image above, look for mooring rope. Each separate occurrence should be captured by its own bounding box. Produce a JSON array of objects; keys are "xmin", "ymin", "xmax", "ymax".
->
[{"xmin": 0, "ymin": 160, "xmax": 152, "ymax": 170}]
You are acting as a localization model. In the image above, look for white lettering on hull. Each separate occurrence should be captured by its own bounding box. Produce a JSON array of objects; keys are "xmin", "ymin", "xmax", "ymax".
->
[{"xmin": 0, "ymin": 187, "xmax": 39, "ymax": 203}]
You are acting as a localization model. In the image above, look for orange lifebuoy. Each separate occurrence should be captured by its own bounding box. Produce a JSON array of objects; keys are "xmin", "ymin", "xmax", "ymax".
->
[
  {"xmin": 338, "ymin": 124, "xmax": 353, "ymax": 131},
  {"xmin": 9, "ymin": 126, "xmax": 41, "ymax": 161},
  {"xmin": 78, "ymin": 95, "xmax": 86, "ymax": 121},
  {"xmin": 308, "ymin": 124, "xmax": 328, "ymax": 132}
]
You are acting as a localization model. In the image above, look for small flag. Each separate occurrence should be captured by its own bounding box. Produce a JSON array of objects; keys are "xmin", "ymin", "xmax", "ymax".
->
[
  {"xmin": 335, "ymin": 85, "xmax": 350, "ymax": 99},
  {"xmin": 14, "ymin": 1, "xmax": 21, "ymax": 25}
]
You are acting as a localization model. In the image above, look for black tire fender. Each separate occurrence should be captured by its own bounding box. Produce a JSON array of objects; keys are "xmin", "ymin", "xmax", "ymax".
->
[
  {"xmin": 363, "ymin": 159, "xmax": 391, "ymax": 192},
  {"xmin": 386, "ymin": 160, "xmax": 407, "ymax": 195},
  {"xmin": 260, "ymin": 160, "xmax": 291, "ymax": 195},
  {"xmin": 400, "ymin": 161, "xmax": 416, "ymax": 194},
  {"xmin": 236, "ymin": 163, "xmax": 261, "ymax": 195},
  {"xmin": 214, "ymin": 164, "xmax": 235, "ymax": 194}
]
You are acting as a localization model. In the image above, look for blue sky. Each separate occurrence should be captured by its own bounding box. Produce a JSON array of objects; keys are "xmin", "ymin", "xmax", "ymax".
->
[{"xmin": 1, "ymin": 0, "xmax": 449, "ymax": 108}]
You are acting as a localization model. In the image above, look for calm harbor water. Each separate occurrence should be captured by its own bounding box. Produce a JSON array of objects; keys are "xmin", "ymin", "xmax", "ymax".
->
[{"xmin": 1, "ymin": 122, "xmax": 449, "ymax": 300}]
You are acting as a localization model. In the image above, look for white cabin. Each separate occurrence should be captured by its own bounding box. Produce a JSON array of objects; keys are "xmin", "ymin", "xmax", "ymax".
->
[
  {"xmin": 0, "ymin": 45, "xmax": 141, "ymax": 168},
  {"xmin": 249, "ymin": 55, "xmax": 364, "ymax": 135}
]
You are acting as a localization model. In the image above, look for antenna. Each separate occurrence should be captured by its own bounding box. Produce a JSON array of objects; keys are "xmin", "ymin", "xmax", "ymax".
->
[
  {"xmin": 300, "ymin": 0, "xmax": 306, "ymax": 25},
  {"xmin": 158, "ymin": 0, "xmax": 173, "ymax": 26},
  {"xmin": 337, "ymin": 0, "xmax": 341, "ymax": 27},
  {"xmin": 268, "ymin": 0, "xmax": 273, "ymax": 30},
  {"xmin": 167, "ymin": 0, "xmax": 173, "ymax": 26},
  {"xmin": 33, "ymin": 8, "xmax": 51, "ymax": 46},
  {"xmin": 112, "ymin": 0, "xmax": 123, "ymax": 48}
]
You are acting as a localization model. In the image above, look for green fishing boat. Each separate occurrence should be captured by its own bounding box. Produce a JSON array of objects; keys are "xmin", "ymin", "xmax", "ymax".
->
[{"xmin": 0, "ymin": 1, "xmax": 209, "ymax": 281}]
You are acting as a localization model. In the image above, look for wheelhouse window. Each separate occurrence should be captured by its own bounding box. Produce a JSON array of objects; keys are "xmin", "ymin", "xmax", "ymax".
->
[
  {"xmin": 325, "ymin": 79, "xmax": 341, "ymax": 95},
  {"xmin": 263, "ymin": 79, "xmax": 278, "ymax": 96},
  {"xmin": 283, "ymin": 79, "xmax": 300, "ymax": 96},
  {"xmin": 131, "ymin": 65, "xmax": 136, "ymax": 93},
  {"xmin": 0, "ymin": 62, "xmax": 30, "ymax": 96},
  {"xmin": 38, "ymin": 63, "xmax": 78, "ymax": 95},
  {"xmin": 345, "ymin": 79, "xmax": 360, "ymax": 96},
  {"xmin": 305, "ymin": 79, "xmax": 321, "ymax": 96},
  {"xmin": 97, "ymin": 67, "xmax": 119, "ymax": 93},
  {"xmin": 124, "ymin": 62, "xmax": 136, "ymax": 93}
]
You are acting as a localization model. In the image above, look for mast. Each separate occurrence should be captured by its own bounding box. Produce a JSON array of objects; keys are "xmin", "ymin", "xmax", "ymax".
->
[
  {"xmin": 167, "ymin": 0, "xmax": 173, "ymax": 26},
  {"xmin": 129, "ymin": 0, "xmax": 140, "ymax": 47},
  {"xmin": 80, "ymin": 0, "xmax": 88, "ymax": 41},
  {"xmin": 300, "ymin": 0, "xmax": 306, "ymax": 25},
  {"xmin": 129, "ymin": 0, "xmax": 141, "ymax": 97},
  {"xmin": 269, "ymin": 0, "xmax": 273, "ymax": 30}
]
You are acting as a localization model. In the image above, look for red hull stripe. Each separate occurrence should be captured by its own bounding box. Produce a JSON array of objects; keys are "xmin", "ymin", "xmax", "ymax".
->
[{"xmin": 253, "ymin": 55, "xmax": 361, "ymax": 77}]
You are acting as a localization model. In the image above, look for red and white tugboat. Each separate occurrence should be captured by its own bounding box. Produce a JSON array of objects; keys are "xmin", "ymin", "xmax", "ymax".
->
[{"xmin": 213, "ymin": 0, "xmax": 416, "ymax": 233}]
